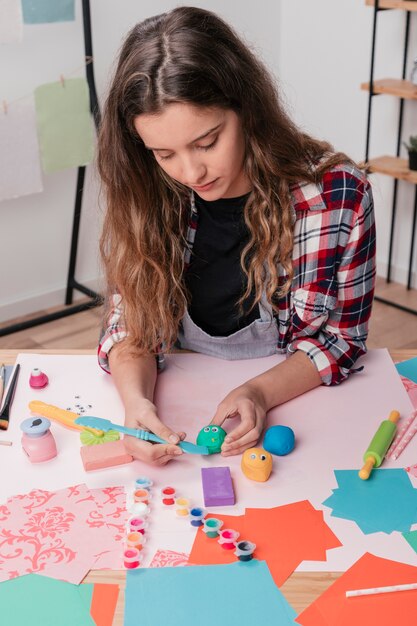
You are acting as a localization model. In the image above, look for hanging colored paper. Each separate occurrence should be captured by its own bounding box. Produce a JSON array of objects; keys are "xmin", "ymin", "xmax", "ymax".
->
[
  {"xmin": 34, "ymin": 78, "xmax": 94, "ymax": 173},
  {"xmin": 0, "ymin": 96, "xmax": 43, "ymax": 202},
  {"xmin": 0, "ymin": 0, "xmax": 23, "ymax": 43},
  {"xmin": 125, "ymin": 560, "xmax": 297, "ymax": 626},
  {"xmin": 22, "ymin": 0, "xmax": 75, "ymax": 24}
]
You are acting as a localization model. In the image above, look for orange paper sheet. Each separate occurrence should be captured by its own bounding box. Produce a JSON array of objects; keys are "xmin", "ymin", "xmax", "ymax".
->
[
  {"xmin": 243, "ymin": 500, "xmax": 342, "ymax": 586},
  {"xmin": 296, "ymin": 553, "xmax": 417, "ymax": 626},
  {"xmin": 90, "ymin": 583, "xmax": 119, "ymax": 626},
  {"xmin": 188, "ymin": 514, "xmax": 246, "ymax": 566},
  {"xmin": 188, "ymin": 501, "xmax": 341, "ymax": 587}
]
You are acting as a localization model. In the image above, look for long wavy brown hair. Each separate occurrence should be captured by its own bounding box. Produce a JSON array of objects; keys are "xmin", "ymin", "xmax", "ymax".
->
[{"xmin": 98, "ymin": 6, "xmax": 352, "ymax": 355}]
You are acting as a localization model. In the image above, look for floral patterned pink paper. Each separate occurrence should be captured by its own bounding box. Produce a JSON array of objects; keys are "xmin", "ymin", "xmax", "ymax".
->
[
  {"xmin": 0, "ymin": 484, "xmax": 117, "ymax": 584},
  {"xmin": 89, "ymin": 486, "xmax": 129, "ymax": 569},
  {"xmin": 149, "ymin": 549, "xmax": 189, "ymax": 567}
]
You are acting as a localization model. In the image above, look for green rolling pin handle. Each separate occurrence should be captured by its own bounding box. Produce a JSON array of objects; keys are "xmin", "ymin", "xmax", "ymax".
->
[{"xmin": 359, "ymin": 410, "xmax": 400, "ymax": 480}]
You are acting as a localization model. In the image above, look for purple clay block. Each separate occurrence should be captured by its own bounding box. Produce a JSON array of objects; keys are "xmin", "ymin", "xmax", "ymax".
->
[{"xmin": 201, "ymin": 466, "xmax": 235, "ymax": 507}]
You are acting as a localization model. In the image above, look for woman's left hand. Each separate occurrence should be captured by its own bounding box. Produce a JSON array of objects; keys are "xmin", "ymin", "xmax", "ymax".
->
[{"xmin": 210, "ymin": 383, "xmax": 268, "ymax": 456}]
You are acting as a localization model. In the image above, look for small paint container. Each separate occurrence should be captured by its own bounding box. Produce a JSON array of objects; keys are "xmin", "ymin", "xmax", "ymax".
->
[
  {"xmin": 129, "ymin": 516, "xmax": 147, "ymax": 534},
  {"xmin": 161, "ymin": 486, "xmax": 176, "ymax": 506},
  {"xmin": 29, "ymin": 368, "xmax": 49, "ymax": 389},
  {"xmin": 189, "ymin": 507, "xmax": 205, "ymax": 527},
  {"xmin": 135, "ymin": 476, "xmax": 153, "ymax": 491},
  {"xmin": 202, "ymin": 518, "xmax": 223, "ymax": 538},
  {"xmin": 175, "ymin": 497, "xmax": 190, "ymax": 518},
  {"xmin": 218, "ymin": 529, "xmax": 240, "ymax": 550},
  {"xmin": 128, "ymin": 502, "xmax": 150, "ymax": 517},
  {"xmin": 124, "ymin": 548, "xmax": 140, "ymax": 569},
  {"xmin": 126, "ymin": 531, "xmax": 146, "ymax": 551},
  {"xmin": 234, "ymin": 540, "xmax": 256, "ymax": 561},
  {"xmin": 133, "ymin": 488, "xmax": 150, "ymax": 504}
]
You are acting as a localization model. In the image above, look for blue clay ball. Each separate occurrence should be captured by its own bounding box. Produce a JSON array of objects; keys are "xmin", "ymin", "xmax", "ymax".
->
[{"xmin": 263, "ymin": 425, "xmax": 295, "ymax": 456}]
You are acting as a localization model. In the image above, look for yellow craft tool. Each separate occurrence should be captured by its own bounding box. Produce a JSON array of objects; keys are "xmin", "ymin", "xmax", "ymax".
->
[{"xmin": 29, "ymin": 400, "xmax": 102, "ymax": 435}]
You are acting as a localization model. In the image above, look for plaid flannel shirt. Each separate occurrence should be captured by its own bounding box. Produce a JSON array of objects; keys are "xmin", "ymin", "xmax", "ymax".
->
[{"xmin": 98, "ymin": 163, "xmax": 376, "ymax": 385}]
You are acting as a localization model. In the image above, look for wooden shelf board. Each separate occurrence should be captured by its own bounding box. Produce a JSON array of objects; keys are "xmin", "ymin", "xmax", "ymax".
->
[
  {"xmin": 366, "ymin": 0, "xmax": 417, "ymax": 10},
  {"xmin": 361, "ymin": 78, "xmax": 417, "ymax": 99},
  {"xmin": 367, "ymin": 155, "xmax": 417, "ymax": 184}
]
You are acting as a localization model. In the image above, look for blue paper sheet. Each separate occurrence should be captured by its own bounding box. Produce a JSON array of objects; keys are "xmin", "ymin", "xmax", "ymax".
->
[
  {"xmin": 322, "ymin": 469, "xmax": 417, "ymax": 534},
  {"xmin": 22, "ymin": 0, "xmax": 75, "ymax": 24},
  {"xmin": 396, "ymin": 356, "xmax": 417, "ymax": 385},
  {"xmin": 125, "ymin": 560, "xmax": 297, "ymax": 626}
]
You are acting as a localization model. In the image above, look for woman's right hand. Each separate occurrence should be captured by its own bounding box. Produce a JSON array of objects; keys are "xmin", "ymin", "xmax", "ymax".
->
[{"xmin": 123, "ymin": 399, "xmax": 185, "ymax": 465}]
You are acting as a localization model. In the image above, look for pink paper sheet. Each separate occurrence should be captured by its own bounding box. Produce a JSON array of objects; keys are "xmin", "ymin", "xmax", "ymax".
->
[
  {"xmin": 0, "ymin": 484, "xmax": 116, "ymax": 583},
  {"xmin": 149, "ymin": 549, "xmax": 189, "ymax": 567},
  {"xmin": 89, "ymin": 486, "xmax": 129, "ymax": 570}
]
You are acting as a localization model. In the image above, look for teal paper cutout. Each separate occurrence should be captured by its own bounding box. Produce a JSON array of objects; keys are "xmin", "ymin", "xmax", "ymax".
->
[
  {"xmin": 403, "ymin": 529, "xmax": 417, "ymax": 554},
  {"xmin": 0, "ymin": 574, "xmax": 96, "ymax": 626},
  {"xmin": 322, "ymin": 469, "xmax": 417, "ymax": 534},
  {"xmin": 22, "ymin": 0, "xmax": 75, "ymax": 24},
  {"xmin": 125, "ymin": 560, "xmax": 297, "ymax": 626},
  {"xmin": 396, "ymin": 356, "xmax": 417, "ymax": 385}
]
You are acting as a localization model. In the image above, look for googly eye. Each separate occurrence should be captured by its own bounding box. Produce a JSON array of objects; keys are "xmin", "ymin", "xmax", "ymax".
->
[
  {"xmin": 250, "ymin": 453, "xmax": 257, "ymax": 460},
  {"xmin": 211, "ymin": 426, "xmax": 219, "ymax": 433},
  {"xmin": 203, "ymin": 426, "xmax": 210, "ymax": 433},
  {"xmin": 260, "ymin": 454, "xmax": 267, "ymax": 461}
]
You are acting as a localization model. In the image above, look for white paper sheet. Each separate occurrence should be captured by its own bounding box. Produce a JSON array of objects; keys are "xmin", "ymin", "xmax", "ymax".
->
[
  {"xmin": 0, "ymin": 0, "xmax": 22, "ymax": 44},
  {"xmin": 0, "ymin": 95, "xmax": 43, "ymax": 202},
  {"xmin": 1, "ymin": 349, "xmax": 416, "ymax": 574}
]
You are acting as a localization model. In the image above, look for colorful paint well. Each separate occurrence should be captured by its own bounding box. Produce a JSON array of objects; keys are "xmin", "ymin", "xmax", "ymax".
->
[
  {"xmin": 133, "ymin": 488, "xmax": 150, "ymax": 504},
  {"xmin": 202, "ymin": 517, "xmax": 223, "ymax": 538},
  {"xmin": 124, "ymin": 548, "xmax": 140, "ymax": 569},
  {"xmin": 161, "ymin": 486, "xmax": 176, "ymax": 506},
  {"xmin": 234, "ymin": 540, "xmax": 256, "ymax": 561},
  {"xmin": 218, "ymin": 528, "xmax": 240, "ymax": 550},
  {"xmin": 135, "ymin": 476, "xmax": 153, "ymax": 491},
  {"xmin": 129, "ymin": 517, "xmax": 147, "ymax": 534},
  {"xmin": 175, "ymin": 497, "xmax": 190, "ymax": 517},
  {"xmin": 190, "ymin": 507, "xmax": 205, "ymax": 527},
  {"xmin": 126, "ymin": 531, "xmax": 145, "ymax": 551}
]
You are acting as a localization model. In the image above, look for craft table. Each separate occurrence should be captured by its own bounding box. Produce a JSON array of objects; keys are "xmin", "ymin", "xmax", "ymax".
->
[{"xmin": 0, "ymin": 348, "xmax": 414, "ymax": 625}]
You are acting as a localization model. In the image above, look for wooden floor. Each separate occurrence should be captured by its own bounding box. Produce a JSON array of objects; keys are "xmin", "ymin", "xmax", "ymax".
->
[{"xmin": 0, "ymin": 276, "xmax": 417, "ymax": 350}]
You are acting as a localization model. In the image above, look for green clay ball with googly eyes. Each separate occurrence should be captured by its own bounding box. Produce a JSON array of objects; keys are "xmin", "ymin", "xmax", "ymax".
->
[{"xmin": 196, "ymin": 425, "xmax": 227, "ymax": 454}]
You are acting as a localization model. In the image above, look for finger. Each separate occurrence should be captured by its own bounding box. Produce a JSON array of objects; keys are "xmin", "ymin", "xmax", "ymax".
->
[
  {"xmin": 210, "ymin": 405, "xmax": 238, "ymax": 428},
  {"xmin": 139, "ymin": 411, "xmax": 182, "ymax": 445},
  {"xmin": 221, "ymin": 438, "xmax": 260, "ymax": 457},
  {"xmin": 150, "ymin": 443, "xmax": 183, "ymax": 465},
  {"xmin": 124, "ymin": 437, "xmax": 182, "ymax": 462},
  {"xmin": 222, "ymin": 424, "xmax": 262, "ymax": 453},
  {"xmin": 222, "ymin": 401, "xmax": 258, "ymax": 445}
]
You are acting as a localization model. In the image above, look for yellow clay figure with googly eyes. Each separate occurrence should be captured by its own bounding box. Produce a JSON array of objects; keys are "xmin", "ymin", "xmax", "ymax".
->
[
  {"xmin": 196, "ymin": 425, "xmax": 227, "ymax": 454},
  {"xmin": 241, "ymin": 447, "xmax": 273, "ymax": 482}
]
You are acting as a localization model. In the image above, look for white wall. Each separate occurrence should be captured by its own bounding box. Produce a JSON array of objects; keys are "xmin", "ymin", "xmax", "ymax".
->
[
  {"xmin": 279, "ymin": 0, "xmax": 417, "ymax": 286},
  {"xmin": 0, "ymin": 0, "xmax": 280, "ymax": 323},
  {"xmin": 1, "ymin": 0, "xmax": 416, "ymax": 324}
]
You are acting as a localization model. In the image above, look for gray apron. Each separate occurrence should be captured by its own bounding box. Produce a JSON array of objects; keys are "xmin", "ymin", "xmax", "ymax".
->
[{"xmin": 177, "ymin": 293, "xmax": 279, "ymax": 360}]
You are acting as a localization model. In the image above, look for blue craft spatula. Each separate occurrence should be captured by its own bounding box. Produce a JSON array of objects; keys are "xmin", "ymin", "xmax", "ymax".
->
[{"xmin": 75, "ymin": 415, "xmax": 209, "ymax": 455}]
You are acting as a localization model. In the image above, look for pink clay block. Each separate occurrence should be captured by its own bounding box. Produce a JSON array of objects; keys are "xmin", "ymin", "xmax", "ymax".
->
[{"xmin": 80, "ymin": 439, "xmax": 133, "ymax": 471}]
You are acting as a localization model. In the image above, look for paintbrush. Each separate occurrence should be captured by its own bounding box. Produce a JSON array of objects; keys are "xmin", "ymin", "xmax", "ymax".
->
[{"xmin": 0, "ymin": 363, "xmax": 20, "ymax": 430}]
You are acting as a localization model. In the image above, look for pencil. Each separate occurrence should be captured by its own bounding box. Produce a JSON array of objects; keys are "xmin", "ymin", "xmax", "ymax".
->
[
  {"xmin": 346, "ymin": 582, "xmax": 417, "ymax": 598},
  {"xmin": 0, "ymin": 363, "xmax": 20, "ymax": 430}
]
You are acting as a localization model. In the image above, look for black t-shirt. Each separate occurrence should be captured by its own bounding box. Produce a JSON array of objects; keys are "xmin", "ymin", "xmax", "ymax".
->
[{"xmin": 185, "ymin": 192, "xmax": 260, "ymax": 336}]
